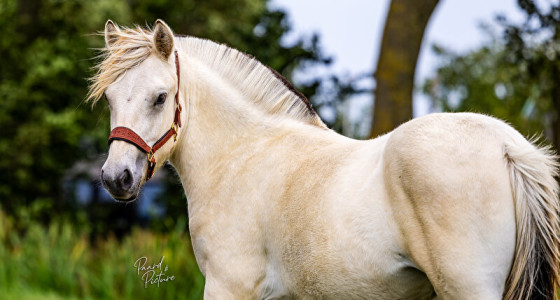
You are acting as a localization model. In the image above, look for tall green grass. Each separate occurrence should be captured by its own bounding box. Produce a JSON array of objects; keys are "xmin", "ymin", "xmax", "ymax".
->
[{"xmin": 0, "ymin": 208, "xmax": 204, "ymax": 300}]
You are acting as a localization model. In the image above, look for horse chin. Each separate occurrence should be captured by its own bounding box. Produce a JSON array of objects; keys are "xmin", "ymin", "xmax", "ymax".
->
[
  {"xmin": 106, "ymin": 181, "xmax": 141, "ymax": 203},
  {"xmin": 114, "ymin": 194, "xmax": 138, "ymax": 203},
  {"xmin": 107, "ymin": 187, "xmax": 139, "ymax": 202}
]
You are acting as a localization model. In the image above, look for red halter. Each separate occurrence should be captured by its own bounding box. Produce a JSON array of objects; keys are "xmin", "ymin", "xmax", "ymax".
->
[{"xmin": 107, "ymin": 50, "xmax": 182, "ymax": 181}]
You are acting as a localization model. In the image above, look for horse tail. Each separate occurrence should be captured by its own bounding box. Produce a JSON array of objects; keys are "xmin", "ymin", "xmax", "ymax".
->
[{"xmin": 503, "ymin": 138, "xmax": 560, "ymax": 300}]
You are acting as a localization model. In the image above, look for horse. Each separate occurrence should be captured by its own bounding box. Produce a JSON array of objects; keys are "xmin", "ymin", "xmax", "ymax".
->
[{"xmin": 88, "ymin": 19, "xmax": 560, "ymax": 299}]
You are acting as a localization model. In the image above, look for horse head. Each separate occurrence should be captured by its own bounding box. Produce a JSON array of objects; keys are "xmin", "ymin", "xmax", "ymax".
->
[{"xmin": 94, "ymin": 20, "xmax": 182, "ymax": 201}]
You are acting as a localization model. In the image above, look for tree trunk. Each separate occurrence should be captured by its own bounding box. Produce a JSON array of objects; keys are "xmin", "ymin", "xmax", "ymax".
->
[{"xmin": 370, "ymin": 0, "xmax": 440, "ymax": 138}]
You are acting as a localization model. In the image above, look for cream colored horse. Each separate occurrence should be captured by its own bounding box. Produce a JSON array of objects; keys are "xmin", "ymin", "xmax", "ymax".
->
[{"xmin": 88, "ymin": 20, "xmax": 560, "ymax": 299}]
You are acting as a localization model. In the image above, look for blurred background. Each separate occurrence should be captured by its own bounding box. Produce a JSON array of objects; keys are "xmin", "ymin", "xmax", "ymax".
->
[{"xmin": 1, "ymin": 0, "xmax": 559, "ymax": 299}]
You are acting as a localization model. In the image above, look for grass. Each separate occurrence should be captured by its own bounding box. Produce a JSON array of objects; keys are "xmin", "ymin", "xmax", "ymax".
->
[{"xmin": 0, "ymin": 209, "xmax": 204, "ymax": 300}]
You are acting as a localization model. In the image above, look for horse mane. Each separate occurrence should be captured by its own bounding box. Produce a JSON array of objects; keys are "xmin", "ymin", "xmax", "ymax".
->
[
  {"xmin": 177, "ymin": 37, "xmax": 326, "ymax": 128},
  {"xmin": 87, "ymin": 26, "xmax": 326, "ymax": 128}
]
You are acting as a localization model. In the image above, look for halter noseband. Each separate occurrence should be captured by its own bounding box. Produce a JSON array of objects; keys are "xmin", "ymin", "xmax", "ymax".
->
[{"xmin": 107, "ymin": 50, "xmax": 182, "ymax": 181}]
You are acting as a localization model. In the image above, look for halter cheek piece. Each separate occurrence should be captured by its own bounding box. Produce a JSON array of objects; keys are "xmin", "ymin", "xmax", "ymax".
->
[{"xmin": 107, "ymin": 50, "xmax": 182, "ymax": 181}]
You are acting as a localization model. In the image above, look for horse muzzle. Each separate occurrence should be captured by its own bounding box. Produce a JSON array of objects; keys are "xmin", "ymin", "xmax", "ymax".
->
[
  {"xmin": 101, "ymin": 142, "xmax": 145, "ymax": 202},
  {"xmin": 101, "ymin": 167, "xmax": 139, "ymax": 201}
]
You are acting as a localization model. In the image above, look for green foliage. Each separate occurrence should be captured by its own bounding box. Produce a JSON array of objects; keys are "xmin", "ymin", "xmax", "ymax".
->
[
  {"xmin": 423, "ymin": 43, "xmax": 549, "ymax": 137},
  {"xmin": 423, "ymin": 0, "xmax": 560, "ymax": 144},
  {"xmin": 0, "ymin": 0, "xmax": 331, "ymax": 220},
  {"xmin": 0, "ymin": 207, "xmax": 204, "ymax": 299},
  {"xmin": 1, "ymin": 0, "xmax": 105, "ymax": 212}
]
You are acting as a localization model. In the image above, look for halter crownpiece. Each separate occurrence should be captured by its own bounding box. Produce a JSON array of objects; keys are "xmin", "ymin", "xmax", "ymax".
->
[{"xmin": 107, "ymin": 50, "xmax": 182, "ymax": 181}]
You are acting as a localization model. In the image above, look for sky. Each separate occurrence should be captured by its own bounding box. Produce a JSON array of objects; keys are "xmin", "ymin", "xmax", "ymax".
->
[{"xmin": 270, "ymin": 0, "xmax": 527, "ymax": 135}]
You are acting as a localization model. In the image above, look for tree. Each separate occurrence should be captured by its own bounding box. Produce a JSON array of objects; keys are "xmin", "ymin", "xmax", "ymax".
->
[
  {"xmin": 0, "ymin": 0, "xmax": 126, "ymax": 216},
  {"xmin": 370, "ymin": 0, "xmax": 440, "ymax": 138},
  {"xmin": 499, "ymin": 0, "xmax": 560, "ymax": 149},
  {"xmin": 423, "ymin": 0, "xmax": 560, "ymax": 149},
  {"xmin": 424, "ymin": 44, "xmax": 547, "ymax": 136}
]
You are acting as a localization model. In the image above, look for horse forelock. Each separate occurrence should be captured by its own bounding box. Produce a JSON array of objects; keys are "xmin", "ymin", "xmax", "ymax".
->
[{"xmin": 86, "ymin": 26, "xmax": 154, "ymax": 105}]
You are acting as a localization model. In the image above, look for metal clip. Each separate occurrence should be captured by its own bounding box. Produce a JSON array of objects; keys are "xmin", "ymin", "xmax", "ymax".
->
[
  {"xmin": 172, "ymin": 123, "xmax": 179, "ymax": 141},
  {"xmin": 147, "ymin": 150, "xmax": 155, "ymax": 164}
]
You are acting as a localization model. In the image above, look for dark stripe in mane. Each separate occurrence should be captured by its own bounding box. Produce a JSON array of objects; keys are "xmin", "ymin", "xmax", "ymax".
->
[
  {"xmin": 265, "ymin": 66, "xmax": 316, "ymax": 116},
  {"xmin": 175, "ymin": 34, "xmax": 317, "ymax": 117}
]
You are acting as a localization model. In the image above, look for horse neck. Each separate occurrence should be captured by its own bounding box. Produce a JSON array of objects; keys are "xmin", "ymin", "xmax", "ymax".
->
[{"xmin": 169, "ymin": 54, "xmax": 324, "ymax": 198}]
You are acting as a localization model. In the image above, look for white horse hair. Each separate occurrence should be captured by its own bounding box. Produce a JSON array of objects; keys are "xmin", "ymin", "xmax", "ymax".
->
[{"xmin": 90, "ymin": 20, "xmax": 560, "ymax": 299}]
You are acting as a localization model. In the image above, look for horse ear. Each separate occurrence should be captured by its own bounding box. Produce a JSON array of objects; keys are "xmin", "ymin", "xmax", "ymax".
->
[
  {"xmin": 104, "ymin": 20, "xmax": 120, "ymax": 48},
  {"xmin": 153, "ymin": 19, "xmax": 174, "ymax": 60}
]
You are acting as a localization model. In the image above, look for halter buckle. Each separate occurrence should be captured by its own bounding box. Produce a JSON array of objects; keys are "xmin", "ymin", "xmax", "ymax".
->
[
  {"xmin": 147, "ymin": 150, "xmax": 155, "ymax": 163},
  {"xmin": 172, "ymin": 122, "xmax": 179, "ymax": 141}
]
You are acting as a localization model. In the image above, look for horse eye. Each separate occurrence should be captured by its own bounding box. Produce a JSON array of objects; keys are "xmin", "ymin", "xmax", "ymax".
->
[{"xmin": 155, "ymin": 92, "xmax": 167, "ymax": 106}]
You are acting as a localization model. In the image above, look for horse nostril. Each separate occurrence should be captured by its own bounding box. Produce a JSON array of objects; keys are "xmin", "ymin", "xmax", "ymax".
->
[
  {"xmin": 118, "ymin": 168, "xmax": 133, "ymax": 191},
  {"xmin": 101, "ymin": 169, "xmax": 111, "ymax": 187}
]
